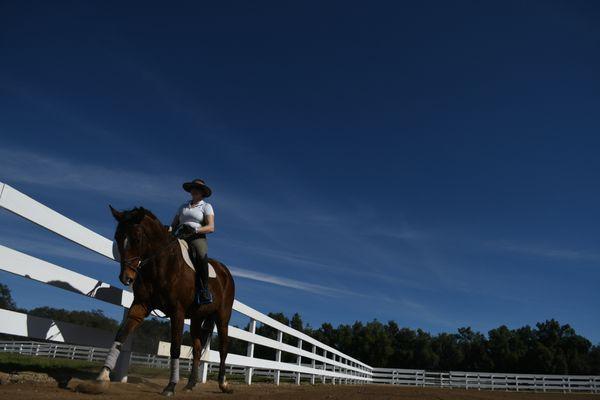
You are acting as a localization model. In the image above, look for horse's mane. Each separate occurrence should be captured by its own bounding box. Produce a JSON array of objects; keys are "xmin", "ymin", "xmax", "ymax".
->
[{"xmin": 122, "ymin": 207, "xmax": 159, "ymax": 225}]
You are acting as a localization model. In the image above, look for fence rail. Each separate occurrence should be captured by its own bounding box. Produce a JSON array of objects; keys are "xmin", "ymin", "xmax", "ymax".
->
[
  {"xmin": 0, "ymin": 340, "xmax": 347, "ymax": 383},
  {"xmin": 372, "ymin": 367, "xmax": 600, "ymax": 394},
  {"xmin": 0, "ymin": 182, "xmax": 372, "ymax": 385},
  {"xmin": 3, "ymin": 340, "xmax": 599, "ymax": 394}
]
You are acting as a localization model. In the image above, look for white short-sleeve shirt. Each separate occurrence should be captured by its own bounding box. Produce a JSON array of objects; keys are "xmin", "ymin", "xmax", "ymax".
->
[{"xmin": 177, "ymin": 200, "xmax": 214, "ymax": 231}]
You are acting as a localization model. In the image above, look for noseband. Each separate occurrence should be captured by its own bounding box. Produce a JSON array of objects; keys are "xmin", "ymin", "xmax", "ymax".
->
[{"xmin": 121, "ymin": 256, "xmax": 143, "ymax": 274}]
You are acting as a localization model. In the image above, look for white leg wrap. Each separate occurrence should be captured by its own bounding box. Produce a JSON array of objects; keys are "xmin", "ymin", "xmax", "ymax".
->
[
  {"xmin": 170, "ymin": 358, "xmax": 180, "ymax": 383},
  {"xmin": 104, "ymin": 341, "xmax": 122, "ymax": 370}
]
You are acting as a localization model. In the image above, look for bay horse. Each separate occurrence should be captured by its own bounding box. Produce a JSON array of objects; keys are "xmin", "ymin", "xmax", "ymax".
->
[{"xmin": 95, "ymin": 206, "xmax": 235, "ymax": 396}]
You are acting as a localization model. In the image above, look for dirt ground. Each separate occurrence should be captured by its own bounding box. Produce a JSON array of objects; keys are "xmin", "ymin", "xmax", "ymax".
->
[{"xmin": 0, "ymin": 377, "xmax": 597, "ymax": 400}]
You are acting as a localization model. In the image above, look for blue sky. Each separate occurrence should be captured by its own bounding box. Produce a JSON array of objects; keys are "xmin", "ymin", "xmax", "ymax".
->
[{"xmin": 1, "ymin": 1, "xmax": 599, "ymax": 342}]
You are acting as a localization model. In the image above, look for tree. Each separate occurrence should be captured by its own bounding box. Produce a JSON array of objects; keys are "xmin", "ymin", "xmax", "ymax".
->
[
  {"xmin": 589, "ymin": 345, "xmax": 600, "ymax": 374},
  {"xmin": 432, "ymin": 332, "xmax": 463, "ymax": 370},
  {"xmin": 0, "ymin": 282, "xmax": 17, "ymax": 311},
  {"xmin": 28, "ymin": 307, "xmax": 119, "ymax": 331},
  {"xmin": 457, "ymin": 327, "xmax": 493, "ymax": 371}
]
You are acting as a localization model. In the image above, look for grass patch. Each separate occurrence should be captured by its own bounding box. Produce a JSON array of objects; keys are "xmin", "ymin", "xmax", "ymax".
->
[
  {"xmin": 0, "ymin": 351, "xmax": 100, "ymax": 381},
  {"xmin": 0, "ymin": 352, "xmax": 292, "ymax": 384}
]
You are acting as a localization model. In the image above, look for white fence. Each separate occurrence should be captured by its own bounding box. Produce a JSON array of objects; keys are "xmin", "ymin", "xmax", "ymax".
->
[
  {"xmin": 0, "ymin": 182, "xmax": 373, "ymax": 385},
  {"xmin": 2, "ymin": 181, "xmax": 599, "ymax": 394},
  {"xmin": 372, "ymin": 368, "xmax": 600, "ymax": 394},
  {"xmin": 0, "ymin": 340, "xmax": 347, "ymax": 382},
  {"xmin": 3, "ymin": 340, "xmax": 598, "ymax": 394}
]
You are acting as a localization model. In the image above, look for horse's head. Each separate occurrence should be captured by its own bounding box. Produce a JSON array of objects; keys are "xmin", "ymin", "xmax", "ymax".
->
[{"xmin": 109, "ymin": 205, "xmax": 159, "ymax": 286}]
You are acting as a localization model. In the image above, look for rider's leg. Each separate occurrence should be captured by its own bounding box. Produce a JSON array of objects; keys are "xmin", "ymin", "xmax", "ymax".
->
[{"xmin": 189, "ymin": 238, "xmax": 212, "ymax": 305}]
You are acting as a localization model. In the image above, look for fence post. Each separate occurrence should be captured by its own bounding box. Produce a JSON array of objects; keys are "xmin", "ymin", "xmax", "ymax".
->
[
  {"xmin": 322, "ymin": 350, "xmax": 327, "ymax": 384},
  {"xmin": 332, "ymin": 354, "xmax": 336, "ymax": 385},
  {"xmin": 345, "ymin": 359, "xmax": 348, "ymax": 384},
  {"xmin": 296, "ymin": 339, "xmax": 302, "ymax": 385},
  {"xmin": 199, "ymin": 337, "xmax": 211, "ymax": 383},
  {"xmin": 543, "ymin": 376, "xmax": 546, "ymax": 392},
  {"xmin": 311, "ymin": 345, "xmax": 316, "ymax": 385},
  {"xmin": 274, "ymin": 331, "xmax": 283, "ymax": 385},
  {"xmin": 113, "ymin": 308, "xmax": 133, "ymax": 382},
  {"xmin": 245, "ymin": 318, "xmax": 256, "ymax": 385}
]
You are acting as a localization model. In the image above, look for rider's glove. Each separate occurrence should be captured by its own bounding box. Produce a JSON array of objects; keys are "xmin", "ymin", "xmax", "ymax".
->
[{"xmin": 173, "ymin": 224, "xmax": 195, "ymax": 240}]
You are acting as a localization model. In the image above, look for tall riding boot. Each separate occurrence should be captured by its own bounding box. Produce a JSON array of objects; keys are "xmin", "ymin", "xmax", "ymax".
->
[{"xmin": 194, "ymin": 254, "xmax": 213, "ymax": 305}]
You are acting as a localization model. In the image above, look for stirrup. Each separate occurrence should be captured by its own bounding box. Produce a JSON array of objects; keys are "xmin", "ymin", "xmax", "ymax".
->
[{"xmin": 195, "ymin": 287, "xmax": 213, "ymax": 305}]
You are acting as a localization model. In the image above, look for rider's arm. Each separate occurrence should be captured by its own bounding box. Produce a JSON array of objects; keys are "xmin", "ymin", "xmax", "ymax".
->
[
  {"xmin": 170, "ymin": 214, "xmax": 180, "ymax": 231},
  {"xmin": 196, "ymin": 214, "xmax": 215, "ymax": 234}
]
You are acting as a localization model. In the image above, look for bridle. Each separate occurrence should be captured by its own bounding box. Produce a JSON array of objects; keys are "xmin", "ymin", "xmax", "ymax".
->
[{"xmin": 119, "ymin": 237, "xmax": 180, "ymax": 276}]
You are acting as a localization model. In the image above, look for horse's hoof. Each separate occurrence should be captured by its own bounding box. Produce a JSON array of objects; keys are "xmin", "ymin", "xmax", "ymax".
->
[
  {"xmin": 161, "ymin": 382, "xmax": 176, "ymax": 396},
  {"xmin": 76, "ymin": 380, "xmax": 110, "ymax": 394},
  {"xmin": 219, "ymin": 381, "xmax": 233, "ymax": 394},
  {"xmin": 183, "ymin": 382, "xmax": 196, "ymax": 392}
]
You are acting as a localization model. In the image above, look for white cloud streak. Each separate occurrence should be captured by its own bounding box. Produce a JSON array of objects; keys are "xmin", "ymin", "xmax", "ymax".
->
[
  {"xmin": 486, "ymin": 240, "xmax": 600, "ymax": 263},
  {"xmin": 228, "ymin": 265, "xmax": 361, "ymax": 298},
  {"xmin": 0, "ymin": 147, "xmax": 181, "ymax": 202}
]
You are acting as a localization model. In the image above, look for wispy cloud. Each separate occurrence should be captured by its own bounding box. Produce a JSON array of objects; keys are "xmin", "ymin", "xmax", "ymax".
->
[
  {"xmin": 228, "ymin": 265, "xmax": 361, "ymax": 298},
  {"xmin": 0, "ymin": 230, "xmax": 112, "ymax": 266},
  {"xmin": 226, "ymin": 238, "xmax": 433, "ymax": 291},
  {"xmin": 227, "ymin": 265, "xmax": 457, "ymax": 328},
  {"xmin": 0, "ymin": 147, "xmax": 181, "ymax": 202},
  {"xmin": 375, "ymin": 294, "xmax": 458, "ymax": 328},
  {"xmin": 485, "ymin": 240, "xmax": 600, "ymax": 262},
  {"xmin": 0, "ymin": 147, "xmax": 304, "ymax": 246},
  {"xmin": 365, "ymin": 226, "xmax": 426, "ymax": 241}
]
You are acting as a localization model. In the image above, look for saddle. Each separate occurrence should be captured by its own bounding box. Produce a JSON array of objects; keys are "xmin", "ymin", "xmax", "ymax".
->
[{"xmin": 177, "ymin": 239, "xmax": 216, "ymax": 279}]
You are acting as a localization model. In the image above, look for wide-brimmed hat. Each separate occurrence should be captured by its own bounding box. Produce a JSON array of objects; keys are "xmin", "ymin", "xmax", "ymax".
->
[{"xmin": 182, "ymin": 179, "xmax": 212, "ymax": 197}]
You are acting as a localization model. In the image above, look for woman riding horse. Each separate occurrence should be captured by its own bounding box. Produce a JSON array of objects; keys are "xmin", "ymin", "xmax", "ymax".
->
[
  {"xmin": 94, "ymin": 188, "xmax": 235, "ymax": 396},
  {"xmin": 170, "ymin": 178, "xmax": 215, "ymax": 305}
]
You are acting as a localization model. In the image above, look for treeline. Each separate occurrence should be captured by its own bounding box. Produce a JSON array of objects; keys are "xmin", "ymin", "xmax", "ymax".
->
[
  {"xmin": 268, "ymin": 313, "xmax": 600, "ymax": 375},
  {"xmin": 1, "ymin": 283, "xmax": 598, "ymax": 374},
  {"xmin": 263, "ymin": 313, "xmax": 600, "ymax": 375}
]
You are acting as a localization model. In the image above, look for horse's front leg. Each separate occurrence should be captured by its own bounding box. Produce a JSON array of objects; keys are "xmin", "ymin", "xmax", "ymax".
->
[
  {"xmin": 162, "ymin": 309, "xmax": 185, "ymax": 397},
  {"xmin": 97, "ymin": 303, "xmax": 148, "ymax": 382}
]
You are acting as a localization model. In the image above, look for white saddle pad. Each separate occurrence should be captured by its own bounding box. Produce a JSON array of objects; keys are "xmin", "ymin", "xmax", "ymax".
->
[{"xmin": 178, "ymin": 239, "xmax": 217, "ymax": 278}]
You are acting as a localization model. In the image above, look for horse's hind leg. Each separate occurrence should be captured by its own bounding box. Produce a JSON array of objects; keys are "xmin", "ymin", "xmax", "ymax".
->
[
  {"xmin": 216, "ymin": 313, "xmax": 233, "ymax": 393},
  {"xmin": 184, "ymin": 317, "xmax": 213, "ymax": 391}
]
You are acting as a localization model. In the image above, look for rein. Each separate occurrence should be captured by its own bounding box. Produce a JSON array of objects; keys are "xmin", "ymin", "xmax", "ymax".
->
[{"xmin": 121, "ymin": 237, "xmax": 180, "ymax": 274}]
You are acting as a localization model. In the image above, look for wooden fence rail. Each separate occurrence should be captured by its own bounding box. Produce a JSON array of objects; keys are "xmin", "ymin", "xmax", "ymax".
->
[{"xmin": 372, "ymin": 367, "xmax": 600, "ymax": 394}]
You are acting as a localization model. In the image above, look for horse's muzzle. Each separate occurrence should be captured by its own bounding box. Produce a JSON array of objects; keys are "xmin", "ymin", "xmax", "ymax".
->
[{"xmin": 119, "ymin": 272, "xmax": 135, "ymax": 286}]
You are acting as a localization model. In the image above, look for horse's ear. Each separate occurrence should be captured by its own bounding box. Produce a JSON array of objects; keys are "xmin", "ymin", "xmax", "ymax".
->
[{"xmin": 109, "ymin": 205, "xmax": 124, "ymax": 221}]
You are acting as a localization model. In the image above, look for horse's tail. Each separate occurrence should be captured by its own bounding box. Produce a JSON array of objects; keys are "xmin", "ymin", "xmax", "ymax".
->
[{"xmin": 200, "ymin": 317, "xmax": 216, "ymax": 357}]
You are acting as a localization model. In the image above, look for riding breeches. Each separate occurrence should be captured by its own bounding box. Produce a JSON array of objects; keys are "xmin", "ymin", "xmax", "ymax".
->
[
  {"xmin": 188, "ymin": 237, "xmax": 209, "ymax": 288},
  {"xmin": 188, "ymin": 237, "xmax": 208, "ymax": 259}
]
